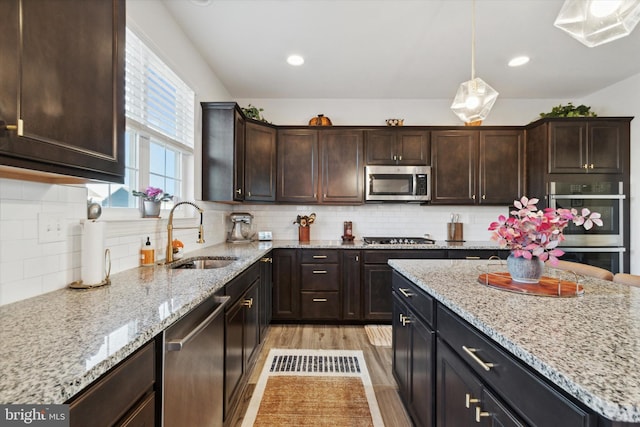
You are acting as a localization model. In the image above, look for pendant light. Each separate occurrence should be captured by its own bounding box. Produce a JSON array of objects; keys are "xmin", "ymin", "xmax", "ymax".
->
[
  {"xmin": 450, "ymin": 0, "xmax": 499, "ymax": 125},
  {"xmin": 554, "ymin": 0, "xmax": 640, "ymax": 47}
]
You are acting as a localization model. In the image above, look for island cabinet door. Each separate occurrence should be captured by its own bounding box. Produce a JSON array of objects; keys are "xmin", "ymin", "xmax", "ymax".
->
[{"xmin": 437, "ymin": 339, "xmax": 525, "ymax": 427}]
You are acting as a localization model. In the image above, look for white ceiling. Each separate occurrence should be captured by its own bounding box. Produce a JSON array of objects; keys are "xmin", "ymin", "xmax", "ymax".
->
[{"xmin": 162, "ymin": 0, "xmax": 640, "ymax": 100}]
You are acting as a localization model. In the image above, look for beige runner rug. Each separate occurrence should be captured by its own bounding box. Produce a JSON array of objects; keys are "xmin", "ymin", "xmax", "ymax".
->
[
  {"xmin": 364, "ymin": 325, "xmax": 392, "ymax": 347},
  {"xmin": 242, "ymin": 349, "xmax": 384, "ymax": 426}
]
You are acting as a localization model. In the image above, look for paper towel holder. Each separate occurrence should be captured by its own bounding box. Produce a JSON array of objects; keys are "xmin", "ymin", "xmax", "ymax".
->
[{"xmin": 69, "ymin": 249, "xmax": 111, "ymax": 289}]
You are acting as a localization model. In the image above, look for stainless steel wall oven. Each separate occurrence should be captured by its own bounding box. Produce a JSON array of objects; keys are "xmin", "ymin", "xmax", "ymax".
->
[{"xmin": 549, "ymin": 181, "xmax": 626, "ymax": 273}]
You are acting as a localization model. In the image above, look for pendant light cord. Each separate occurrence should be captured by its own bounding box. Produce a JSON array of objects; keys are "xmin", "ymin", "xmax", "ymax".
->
[{"xmin": 471, "ymin": 0, "xmax": 476, "ymax": 80}]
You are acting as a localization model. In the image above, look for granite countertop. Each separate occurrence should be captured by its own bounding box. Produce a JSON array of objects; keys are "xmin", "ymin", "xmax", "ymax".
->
[
  {"xmin": 388, "ymin": 259, "xmax": 640, "ymax": 423},
  {"xmin": 0, "ymin": 239, "xmax": 500, "ymax": 405}
]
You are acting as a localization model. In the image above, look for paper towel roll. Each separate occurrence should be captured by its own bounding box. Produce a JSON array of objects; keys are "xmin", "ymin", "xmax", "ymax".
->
[{"xmin": 81, "ymin": 221, "xmax": 106, "ymax": 286}]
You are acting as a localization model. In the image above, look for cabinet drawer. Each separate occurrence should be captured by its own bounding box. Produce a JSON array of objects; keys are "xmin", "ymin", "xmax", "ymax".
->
[
  {"xmin": 301, "ymin": 250, "xmax": 339, "ymax": 263},
  {"xmin": 69, "ymin": 341, "xmax": 155, "ymax": 427},
  {"xmin": 301, "ymin": 291, "xmax": 340, "ymax": 319},
  {"xmin": 437, "ymin": 306, "xmax": 593, "ymax": 427},
  {"xmin": 226, "ymin": 262, "xmax": 260, "ymax": 303},
  {"xmin": 116, "ymin": 391, "xmax": 155, "ymax": 427},
  {"xmin": 301, "ymin": 264, "xmax": 340, "ymax": 290},
  {"xmin": 392, "ymin": 271, "xmax": 434, "ymax": 328},
  {"xmin": 363, "ymin": 250, "xmax": 446, "ymax": 264}
]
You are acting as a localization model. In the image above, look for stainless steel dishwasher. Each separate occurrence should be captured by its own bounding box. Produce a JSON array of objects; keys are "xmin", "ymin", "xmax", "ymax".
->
[{"xmin": 163, "ymin": 294, "xmax": 230, "ymax": 427}]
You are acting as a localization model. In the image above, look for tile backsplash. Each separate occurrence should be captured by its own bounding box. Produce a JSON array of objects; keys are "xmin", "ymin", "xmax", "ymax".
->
[{"xmin": 0, "ymin": 177, "xmax": 509, "ymax": 306}]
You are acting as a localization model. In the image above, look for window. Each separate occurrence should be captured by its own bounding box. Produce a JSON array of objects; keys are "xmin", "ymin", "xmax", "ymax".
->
[{"xmin": 88, "ymin": 28, "xmax": 195, "ymax": 213}]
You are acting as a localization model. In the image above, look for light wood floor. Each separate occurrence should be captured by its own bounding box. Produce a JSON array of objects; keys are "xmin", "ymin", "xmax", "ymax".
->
[{"xmin": 229, "ymin": 324, "xmax": 413, "ymax": 427}]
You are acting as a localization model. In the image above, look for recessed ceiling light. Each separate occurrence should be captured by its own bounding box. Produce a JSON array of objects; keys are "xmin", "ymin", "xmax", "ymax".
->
[
  {"xmin": 287, "ymin": 55, "xmax": 305, "ymax": 66},
  {"xmin": 508, "ymin": 56, "xmax": 530, "ymax": 67}
]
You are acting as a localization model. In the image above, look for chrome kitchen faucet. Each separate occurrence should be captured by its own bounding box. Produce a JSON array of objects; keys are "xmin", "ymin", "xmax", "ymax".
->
[{"xmin": 166, "ymin": 201, "xmax": 205, "ymax": 263}]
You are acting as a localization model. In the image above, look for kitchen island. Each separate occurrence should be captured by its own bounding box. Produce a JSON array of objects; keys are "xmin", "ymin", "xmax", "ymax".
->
[{"xmin": 389, "ymin": 258, "xmax": 640, "ymax": 425}]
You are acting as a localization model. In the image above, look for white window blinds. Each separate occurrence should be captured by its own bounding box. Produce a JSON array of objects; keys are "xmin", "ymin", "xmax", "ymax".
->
[{"xmin": 125, "ymin": 28, "xmax": 195, "ymax": 148}]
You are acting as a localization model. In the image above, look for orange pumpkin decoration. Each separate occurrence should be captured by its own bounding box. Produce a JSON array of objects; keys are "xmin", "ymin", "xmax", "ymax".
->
[{"xmin": 308, "ymin": 114, "xmax": 332, "ymax": 126}]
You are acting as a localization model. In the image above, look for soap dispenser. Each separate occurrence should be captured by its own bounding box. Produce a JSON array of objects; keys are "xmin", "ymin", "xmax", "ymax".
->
[{"xmin": 140, "ymin": 237, "xmax": 155, "ymax": 266}]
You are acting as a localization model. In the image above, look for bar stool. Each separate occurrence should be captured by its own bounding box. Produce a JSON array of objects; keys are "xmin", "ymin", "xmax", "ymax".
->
[
  {"xmin": 613, "ymin": 273, "xmax": 640, "ymax": 287},
  {"xmin": 547, "ymin": 260, "xmax": 614, "ymax": 281}
]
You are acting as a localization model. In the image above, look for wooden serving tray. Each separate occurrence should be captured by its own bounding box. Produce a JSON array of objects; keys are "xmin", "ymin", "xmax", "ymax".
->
[{"xmin": 478, "ymin": 273, "xmax": 584, "ymax": 298}]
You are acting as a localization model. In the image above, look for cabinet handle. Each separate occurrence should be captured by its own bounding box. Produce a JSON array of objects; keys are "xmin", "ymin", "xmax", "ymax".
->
[
  {"xmin": 583, "ymin": 163, "xmax": 588, "ymax": 169},
  {"xmin": 2, "ymin": 119, "xmax": 23, "ymax": 135},
  {"xmin": 165, "ymin": 296, "xmax": 230, "ymax": 351},
  {"xmin": 401, "ymin": 314, "xmax": 411, "ymax": 326},
  {"xmin": 589, "ymin": 163, "xmax": 594, "ymax": 169},
  {"xmin": 465, "ymin": 393, "xmax": 480, "ymax": 408},
  {"xmin": 398, "ymin": 155, "xmax": 402, "ymax": 161},
  {"xmin": 312, "ymin": 270, "xmax": 327, "ymax": 274},
  {"xmin": 465, "ymin": 256, "xmax": 481, "ymax": 260},
  {"xmin": 355, "ymin": 255, "xmax": 359, "ymax": 261},
  {"xmin": 247, "ymin": 192, "xmax": 252, "ymax": 197},
  {"xmin": 314, "ymin": 193, "xmax": 317, "ymax": 198},
  {"xmin": 260, "ymin": 257, "xmax": 273, "ymax": 263},
  {"xmin": 398, "ymin": 288, "xmax": 414, "ymax": 298},
  {"xmin": 312, "ymin": 298, "xmax": 327, "ymax": 302},
  {"xmin": 482, "ymin": 195, "xmax": 486, "ymax": 200},
  {"xmin": 472, "ymin": 194, "xmax": 476, "ymax": 200},
  {"xmin": 243, "ymin": 298, "xmax": 253, "ymax": 309},
  {"xmin": 235, "ymin": 188, "xmax": 242, "ymax": 195},
  {"xmin": 475, "ymin": 407, "xmax": 490, "ymax": 423},
  {"xmin": 393, "ymin": 155, "xmax": 397, "ymax": 161},
  {"xmin": 312, "ymin": 255, "xmax": 327, "ymax": 259},
  {"xmin": 462, "ymin": 346, "xmax": 494, "ymax": 371}
]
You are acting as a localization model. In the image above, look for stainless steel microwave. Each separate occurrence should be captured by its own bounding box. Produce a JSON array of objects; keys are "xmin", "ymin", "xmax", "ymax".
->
[{"xmin": 365, "ymin": 165, "xmax": 431, "ymax": 202}]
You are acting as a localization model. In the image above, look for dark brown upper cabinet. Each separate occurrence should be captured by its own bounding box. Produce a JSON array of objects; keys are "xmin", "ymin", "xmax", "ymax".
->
[
  {"xmin": 365, "ymin": 130, "xmax": 430, "ymax": 165},
  {"xmin": 277, "ymin": 128, "xmax": 363, "ymax": 204},
  {"xmin": 0, "ymin": 0, "xmax": 125, "ymax": 182},
  {"xmin": 276, "ymin": 129, "xmax": 319, "ymax": 203},
  {"xmin": 431, "ymin": 129, "xmax": 523, "ymax": 205},
  {"xmin": 547, "ymin": 120, "xmax": 628, "ymax": 174},
  {"xmin": 245, "ymin": 122, "xmax": 276, "ymax": 202},
  {"xmin": 202, "ymin": 102, "xmax": 245, "ymax": 202},
  {"xmin": 201, "ymin": 102, "xmax": 277, "ymax": 203}
]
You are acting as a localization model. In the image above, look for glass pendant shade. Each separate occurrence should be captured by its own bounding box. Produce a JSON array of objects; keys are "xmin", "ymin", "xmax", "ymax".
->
[
  {"xmin": 450, "ymin": 77, "xmax": 499, "ymax": 123},
  {"xmin": 554, "ymin": 0, "xmax": 640, "ymax": 47}
]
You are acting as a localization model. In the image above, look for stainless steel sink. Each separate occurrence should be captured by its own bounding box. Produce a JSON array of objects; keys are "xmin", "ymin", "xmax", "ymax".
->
[{"xmin": 169, "ymin": 256, "xmax": 238, "ymax": 269}]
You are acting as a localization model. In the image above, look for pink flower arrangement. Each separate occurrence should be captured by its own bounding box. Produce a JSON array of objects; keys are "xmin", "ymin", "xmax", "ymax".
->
[
  {"xmin": 132, "ymin": 186, "xmax": 173, "ymax": 202},
  {"xmin": 488, "ymin": 197, "xmax": 602, "ymax": 265}
]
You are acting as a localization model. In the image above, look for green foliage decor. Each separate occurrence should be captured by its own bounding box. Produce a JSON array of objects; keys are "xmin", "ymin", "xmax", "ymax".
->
[
  {"xmin": 540, "ymin": 102, "xmax": 597, "ymax": 118},
  {"xmin": 241, "ymin": 104, "xmax": 271, "ymax": 123}
]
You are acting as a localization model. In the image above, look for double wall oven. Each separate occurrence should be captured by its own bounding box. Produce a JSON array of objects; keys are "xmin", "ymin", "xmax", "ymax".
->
[{"xmin": 549, "ymin": 181, "xmax": 626, "ymax": 273}]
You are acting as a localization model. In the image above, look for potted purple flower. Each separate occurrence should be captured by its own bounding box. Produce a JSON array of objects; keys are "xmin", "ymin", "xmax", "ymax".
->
[{"xmin": 133, "ymin": 186, "xmax": 173, "ymax": 218}]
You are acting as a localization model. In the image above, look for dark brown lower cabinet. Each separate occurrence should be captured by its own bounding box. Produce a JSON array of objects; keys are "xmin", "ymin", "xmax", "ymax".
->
[
  {"xmin": 224, "ymin": 263, "xmax": 261, "ymax": 423},
  {"xmin": 364, "ymin": 250, "xmax": 446, "ymax": 321},
  {"xmin": 272, "ymin": 249, "xmax": 300, "ymax": 320},
  {"xmin": 67, "ymin": 340, "xmax": 156, "ymax": 427},
  {"xmin": 342, "ymin": 250, "xmax": 362, "ymax": 320},
  {"xmin": 437, "ymin": 339, "xmax": 524, "ymax": 427},
  {"xmin": 393, "ymin": 271, "xmax": 435, "ymax": 427}
]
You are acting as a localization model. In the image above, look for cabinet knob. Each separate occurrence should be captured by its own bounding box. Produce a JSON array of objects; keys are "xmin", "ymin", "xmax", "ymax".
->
[
  {"xmin": 589, "ymin": 163, "xmax": 594, "ymax": 169},
  {"xmin": 583, "ymin": 164, "xmax": 588, "ymax": 169},
  {"xmin": 398, "ymin": 155, "xmax": 402, "ymax": 161},
  {"xmin": 482, "ymin": 195, "xmax": 486, "ymax": 200},
  {"xmin": 472, "ymin": 194, "xmax": 476, "ymax": 200},
  {"xmin": 393, "ymin": 155, "xmax": 397, "ymax": 161},
  {"xmin": 475, "ymin": 407, "xmax": 490, "ymax": 423}
]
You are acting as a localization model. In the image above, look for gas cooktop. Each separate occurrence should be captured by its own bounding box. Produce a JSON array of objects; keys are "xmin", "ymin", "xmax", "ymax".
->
[{"xmin": 362, "ymin": 236, "xmax": 436, "ymax": 245}]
